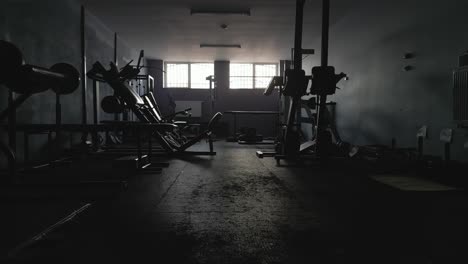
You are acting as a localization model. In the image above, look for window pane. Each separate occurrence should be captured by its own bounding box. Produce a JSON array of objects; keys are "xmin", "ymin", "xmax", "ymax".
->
[
  {"xmin": 166, "ymin": 63, "xmax": 188, "ymax": 88},
  {"xmin": 191, "ymin": 63, "xmax": 214, "ymax": 89},
  {"xmin": 230, "ymin": 77, "xmax": 254, "ymax": 89},
  {"xmin": 230, "ymin": 63, "xmax": 253, "ymax": 89},
  {"xmin": 255, "ymin": 64, "xmax": 277, "ymax": 89}
]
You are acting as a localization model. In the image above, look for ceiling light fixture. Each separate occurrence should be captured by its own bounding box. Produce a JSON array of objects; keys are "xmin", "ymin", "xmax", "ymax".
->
[
  {"xmin": 200, "ymin": 44, "xmax": 242, "ymax": 48},
  {"xmin": 190, "ymin": 8, "xmax": 251, "ymax": 16}
]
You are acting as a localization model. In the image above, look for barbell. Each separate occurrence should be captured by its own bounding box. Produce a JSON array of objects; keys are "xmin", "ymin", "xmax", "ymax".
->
[{"xmin": 0, "ymin": 40, "xmax": 80, "ymax": 95}]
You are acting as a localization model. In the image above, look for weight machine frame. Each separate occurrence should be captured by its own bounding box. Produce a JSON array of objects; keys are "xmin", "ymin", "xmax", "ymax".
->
[{"xmin": 257, "ymin": 0, "xmax": 347, "ymax": 164}]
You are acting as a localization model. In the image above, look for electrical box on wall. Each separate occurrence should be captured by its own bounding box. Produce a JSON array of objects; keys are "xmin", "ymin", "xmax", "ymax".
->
[
  {"xmin": 459, "ymin": 52, "xmax": 468, "ymax": 67},
  {"xmin": 453, "ymin": 67, "xmax": 468, "ymax": 126}
]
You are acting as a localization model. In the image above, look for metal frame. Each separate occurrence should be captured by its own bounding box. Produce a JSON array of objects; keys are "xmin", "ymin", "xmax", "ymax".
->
[
  {"xmin": 124, "ymin": 74, "xmax": 155, "ymax": 122},
  {"xmin": 190, "ymin": 9, "xmax": 251, "ymax": 16},
  {"xmin": 257, "ymin": 0, "xmax": 347, "ymax": 163},
  {"xmin": 80, "ymin": 6, "xmax": 89, "ymax": 142},
  {"xmin": 9, "ymin": 123, "xmax": 175, "ymax": 172}
]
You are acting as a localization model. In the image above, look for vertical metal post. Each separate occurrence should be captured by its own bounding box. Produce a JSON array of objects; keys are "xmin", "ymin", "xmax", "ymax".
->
[
  {"xmin": 55, "ymin": 93, "xmax": 62, "ymax": 159},
  {"xmin": 148, "ymin": 131, "xmax": 153, "ymax": 161},
  {"xmin": 56, "ymin": 94, "xmax": 62, "ymax": 128},
  {"xmin": 209, "ymin": 135, "xmax": 214, "ymax": 153},
  {"xmin": 114, "ymin": 33, "xmax": 120, "ymax": 122},
  {"xmin": 208, "ymin": 76, "xmax": 215, "ymax": 117},
  {"xmin": 418, "ymin": 136, "xmax": 424, "ymax": 159},
  {"xmin": 8, "ymin": 89, "xmax": 16, "ymax": 152},
  {"xmin": 321, "ymin": 0, "xmax": 330, "ymax": 67},
  {"xmin": 316, "ymin": 0, "xmax": 331, "ymax": 159},
  {"xmin": 279, "ymin": 60, "xmax": 290, "ymax": 126},
  {"xmin": 81, "ymin": 6, "xmax": 88, "ymax": 144},
  {"xmin": 284, "ymin": 0, "xmax": 305, "ymax": 158},
  {"xmin": 81, "ymin": 6, "xmax": 87, "ymax": 125},
  {"xmin": 289, "ymin": 0, "xmax": 305, "ymax": 128},
  {"xmin": 8, "ymin": 89, "xmax": 16, "ymax": 181},
  {"xmin": 146, "ymin": 75, "xmax": 150, "ymax": 94},
  {"xmin": 92, "ymin": 80, "xmax": 99, "ymax": 149},
  {"xmin": 294, "ymin": 0, "xmax": 305, "ymax": 70},
  {"xmin": 233, "ymin": 113, "xmax": 237, "ymax": 140},
  {"xmin": 444, "ymin": 143, "xmax": 451, "ymax": 163},
  {"xmin": 93, "ymin": 80, "xmax": 99, "ymax": 125},
  {"xmin": 136, "ymin": 127, "xmax": 142, "ymax": 167},
  {"xmin": 48, "ymin": 132, "xmax": 53, "ymax": 162},
  {"xmin": 188, "ymin": 63, "xmax": 192, "ymax": 89},
  {"xmin": 0, "ymin": 93, "xmax": 31, "ymax": 122},
  {"xmin": 114, "ymin": 32, "xmax": 118, "ymax": 67},
  {"xmin": 24, "ymin": 132, "xmax": 29, "ymax": 168},
  {"xmin": 209, "ymin": 77, "xmax": 213, "ymax": 115}
]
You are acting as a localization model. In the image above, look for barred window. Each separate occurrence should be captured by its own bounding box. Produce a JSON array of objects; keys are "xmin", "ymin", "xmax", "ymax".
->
[
  {"xmin": 165, "ymin": 63, "xmax": 189, "ymax": 88},
  {"xmin": 191, "ymin": 63, "xmax": 214, "ymax": 89},
  {"xmin": 165, "ymin": 62, "xmax": 214, "ymax": 89},
  {"xmin": 230, "ymin": 63, "xmax": 277, "ymax": 89}
]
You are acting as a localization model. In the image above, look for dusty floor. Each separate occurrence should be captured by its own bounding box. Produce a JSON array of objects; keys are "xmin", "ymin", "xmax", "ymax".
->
[{"xmin": 3, "ymin": 142, "xmax": 468, "ymax": 263}]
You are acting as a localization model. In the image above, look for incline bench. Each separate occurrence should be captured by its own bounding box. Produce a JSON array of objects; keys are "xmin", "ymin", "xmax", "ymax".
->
[{"xmin": 87, "ymin": 62, "xmax": 222, "ymax": 156}]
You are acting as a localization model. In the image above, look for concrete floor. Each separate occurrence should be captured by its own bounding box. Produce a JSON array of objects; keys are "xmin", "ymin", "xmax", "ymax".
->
[{"xmin": 6, "ymin": 142, "xmax": 468, "ymax": 263}]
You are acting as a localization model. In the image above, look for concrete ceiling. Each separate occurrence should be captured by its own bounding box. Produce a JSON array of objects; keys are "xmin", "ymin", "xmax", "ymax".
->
[{"xmin": 81, "ymin": 0, "xmax": 360, "ymax": 62}]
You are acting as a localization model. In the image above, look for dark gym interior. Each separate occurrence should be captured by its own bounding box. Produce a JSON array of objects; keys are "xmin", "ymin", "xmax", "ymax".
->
[{"xmin": 1, "ymin": 0, "xmax": 468, "ymax": 263}]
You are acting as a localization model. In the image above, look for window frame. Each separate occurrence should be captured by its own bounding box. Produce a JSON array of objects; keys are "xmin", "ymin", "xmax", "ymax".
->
[
  {"xmin": 229, "ymin": 62, "xmax": 278, "ymax": 89},
  {"xmin": 164, "ymin": 62, "xmax": 214, "ymax": 89}
]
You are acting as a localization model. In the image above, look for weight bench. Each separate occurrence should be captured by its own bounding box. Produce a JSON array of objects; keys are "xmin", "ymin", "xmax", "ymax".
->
[{"xmin": 87, "ymin": 62, "xmax": 222, "ymax": 155}]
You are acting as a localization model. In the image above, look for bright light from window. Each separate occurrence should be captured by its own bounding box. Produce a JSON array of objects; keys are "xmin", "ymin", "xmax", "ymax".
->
[
  {"xmin": 191, "ymin": 63, "xmax": 214, "ymax": 89},
  {"xmin": 255, "ymin": 64, "xmax": 277, "ymax": 89},
  {"xmin": 165, "ymin": 62, "xmax": 214, "ymax": 89},
  {"xmin": 166, "ymin": 63, "xmax": 189, "ymax": 88},
  {"xmin": 230, "ymin": 63, "xmax": 277, "ymax": 89},
  {"xmin": 230, "ymin": 63, "xmax": 254, "ymax": 89}
]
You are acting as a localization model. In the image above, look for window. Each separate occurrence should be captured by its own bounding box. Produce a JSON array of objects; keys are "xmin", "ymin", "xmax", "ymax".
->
[
  {"xmin": 165, "ymin": 63, "xmax": 189, "ymax": 88},
  {"xmin": 190, "ymin": 63, "xmax": 214, "ymax": 89},
  {"xmin": 230, "ymin": 63, "xmax": 277, "ymax": 89},
  {"xmin": 230, "ymin": 64, "xmax": 253, "ymax": 89},
  {"xmin": 255, "ymin": 64, "xmax": 278, "ymax": 89},
  {"xmin": 165, "ymin": 62, "xmax": 214, "ymax": 89}
]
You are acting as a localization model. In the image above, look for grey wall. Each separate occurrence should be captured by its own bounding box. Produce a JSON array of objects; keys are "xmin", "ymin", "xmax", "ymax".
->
[
  {"xmin": 1, "ymin": 0, "xmax": 82, "ymax": 125},
  {"xmin": 0, "ymin": 0, "xmax": 81, "ymax": 165},
  {"xmin": 0, "ymin": 0, "xmax": 135, "ymax": 166},
  {"xmin": 85, "ymin": 11, "xmax": 138, "ymax": 123},
  {"xmin": 85, "ymin": 11, "xmax": 115, "ymax": 123},
  {"xmin": 299, "ymin": 0, "xmax": 468, "ymax": 161}
]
